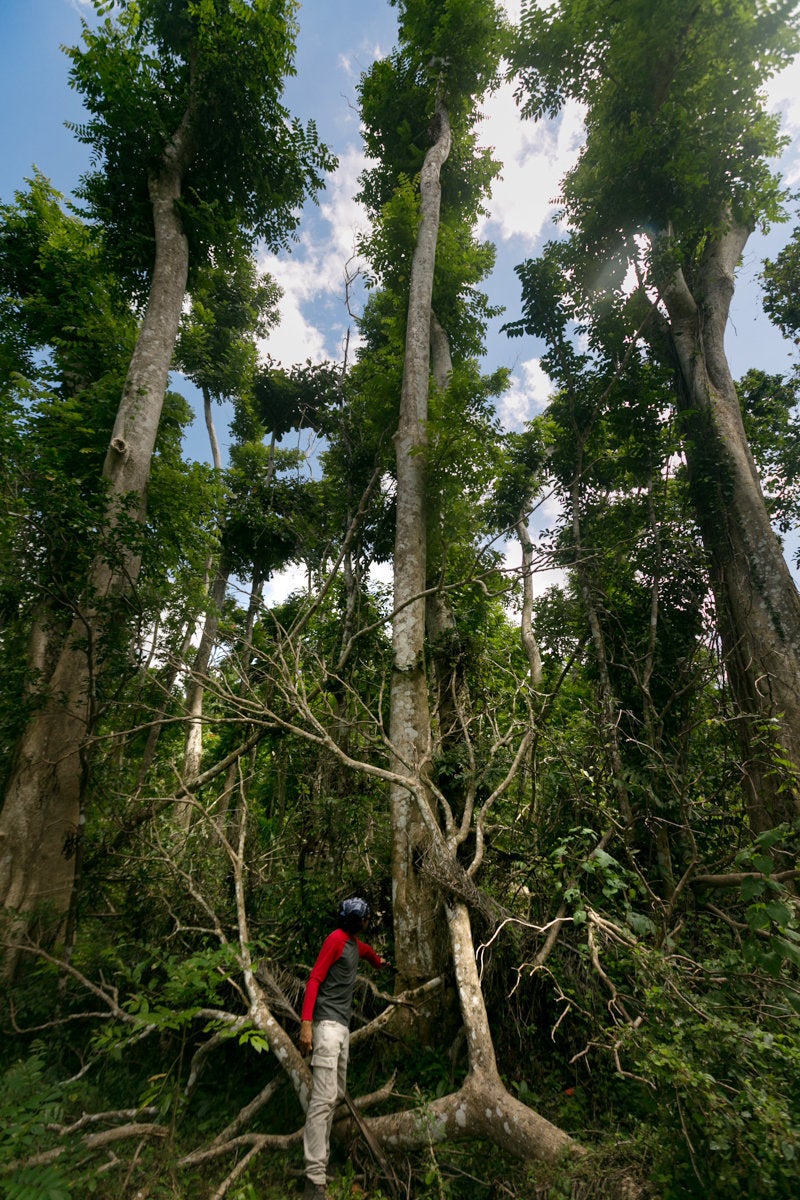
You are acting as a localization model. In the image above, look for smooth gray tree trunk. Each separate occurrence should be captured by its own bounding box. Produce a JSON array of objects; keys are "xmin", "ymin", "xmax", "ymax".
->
[
  {"xmin": 0, "ymin": 117, "xmax": 193, "ymax": 954},
  {"xmin": 181, "ymin": 393, "xmax": 227, "ymax": 804},
  {"xmin": 389, "ymin": 98, "xmax": 452, "ymax": 998},
  {"xmin": 663, "ymin": 215, "xmax": 800, "ymax": 829},
  {"xmin": 181, "ymin": 566, "xmax": 230, "ymax": 798}
]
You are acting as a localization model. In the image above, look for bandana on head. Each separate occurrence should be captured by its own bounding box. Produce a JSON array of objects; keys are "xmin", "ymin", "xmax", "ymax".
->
[{"xmin": 339, "ymin": 896, "xmax": 370, "ymax": 921}]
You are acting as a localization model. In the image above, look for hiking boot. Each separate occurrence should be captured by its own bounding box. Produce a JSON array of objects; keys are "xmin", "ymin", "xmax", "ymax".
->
[{"xmin": 302, "ymin": 1181, "xmax": 328, "ymax": 1200}]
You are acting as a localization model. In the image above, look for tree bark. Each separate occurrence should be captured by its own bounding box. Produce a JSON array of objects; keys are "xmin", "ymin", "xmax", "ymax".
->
[
  {"xmin": 516, "ymin": 515, "xmax": 543, "ymax": 688},
  {"xmin": 203, "ymin": 383, "xmax": 223, "ymax": 473},
  {"xmin": 0, "ymin": 116, "xmax": 193, "ymax": 953},
  {"xmin": 389, "ymin": 99, "xmax": 452, "ymax": 996},
  {"xmin": 360, "ymin": 901, "xmax": 580, "ymax": 1166},
  {"xmin": 664, "ymin": 215, "xmax": 800, "ymax": 829},
  {"xmin": 182, "ymin": 565, "xmax": 230, "ymax": 796},
  {"xmin": 181, "ymin": 382, "xmax": 228, "ymax": 801},
  {"xmin": 426, "ymin": 310, "xmax": 476, "ymax": 801}
]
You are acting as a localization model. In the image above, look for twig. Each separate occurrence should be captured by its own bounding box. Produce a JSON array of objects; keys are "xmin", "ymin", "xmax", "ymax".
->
[
  {"xmin": 209, "ymin": 1077, "xmax": 283, "ymax": 1148},
  {"xmin": 178, "ymin": 1128, "xmax": 302, "ymax": 1169},
  {"xmin": 350, "ymin": 977, "xmax": 444, "ymax": 1045},
  {"xmin": 49, "ymin": 1107, "xmax": 158, "ymax": 1136}
]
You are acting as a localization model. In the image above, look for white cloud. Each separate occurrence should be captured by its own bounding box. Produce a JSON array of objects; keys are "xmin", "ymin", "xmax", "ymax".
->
[
  {"xmin": 318, "ymin": 144, "xmax": 373, "ymax": 270},
  {"xmin": 767, "ymin": 55, "xmax": 800, "ymax": 186},
  {"xmin": 262, "ymin": 562, "xmax": 309, "ymax": 607},
  {"xmin": 497, "ymin": 0, "xmax": 553, "ymax": 21},
  {"xmin": 499, "ymin": 357, "xmax": 554, "ymax": 428},
  {"xmin": 768, "ymin": 55, "xmax": 800, "ymax": 132},
  {"xmin": 478, "ymin": 82, "xmax": 585, "ymax": 247},
  {"xmin": 257, "ymin": 145, "xmax": 373, "ymax": 367},
  {"xmin": 258, "ymin": 256, "xmax": 329, "ymax": 365}
]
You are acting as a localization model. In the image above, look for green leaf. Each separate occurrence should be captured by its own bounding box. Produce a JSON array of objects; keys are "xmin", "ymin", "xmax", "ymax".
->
[
  {"xmin": 764, "ymin": 901, "xmax": 793, "ymax": 927},
  {"xmin": 741, "ymin": 876, "xmax": 766, "ymax": 902}
]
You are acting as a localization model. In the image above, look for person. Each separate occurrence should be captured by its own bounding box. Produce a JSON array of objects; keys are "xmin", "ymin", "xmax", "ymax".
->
[{"xmin": 299, "ymin": 896, "xmax": 389, "ymax": 1200}]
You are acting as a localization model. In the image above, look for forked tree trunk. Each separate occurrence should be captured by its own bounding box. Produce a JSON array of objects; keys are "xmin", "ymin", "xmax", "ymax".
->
[
  {"xmin": 243, "ymin": 894, "xmax": 580, "ymax": 1174},
  {"xmin": 362, "ymin": 899, "xmax": 579, "ymax": 1162},
  {"xmin": 389, "ymin": 98, "xmax": 452, "ymax": 994},
  {"xmin": 242, "ymin": 890, "xmax": 636, "ymax": 1191},
  {"xmin": 0, "ymin": 118, "xmax": 193, "ymax": 954},
  {"xmin": 664, "ymin": 215, "xmax": 800, "ymax": 830}
]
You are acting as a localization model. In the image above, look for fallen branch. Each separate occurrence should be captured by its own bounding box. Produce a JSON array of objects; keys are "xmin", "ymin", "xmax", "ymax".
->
[
  {"xmin": 209, "ymin": 1077, "xmax": 283, "ymax": 1149},
  {"xmin": 48, "ymin": 1107, "xmax": 158, "ymax": 1136},
  {"xmin": 178, "ymin": 1127, "xmax": 302, "ymax": 1168},
  {"xmin": 2, "ymin": 941, "xmax": 144, "ymax": 1027},
  {"xmin": 4, "ymin": 1123, "xmax": 168, "ymax": 1172},
  {"xmin": 207, "ymin": 1132, "xmax": 302, "ymax": 1200},
  {"xmin": 340, "ymin": 1088, "xmax": 404, "ymax": 1200}
]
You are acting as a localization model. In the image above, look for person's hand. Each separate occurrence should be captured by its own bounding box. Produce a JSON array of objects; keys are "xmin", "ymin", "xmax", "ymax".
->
[
  {"xmin": 299, "ymin": 1020, "xmax": 313, "ymax": 1056},
  {"xmin": 380, "ymin": 958, "xmax": 392, "ymax": 971}
]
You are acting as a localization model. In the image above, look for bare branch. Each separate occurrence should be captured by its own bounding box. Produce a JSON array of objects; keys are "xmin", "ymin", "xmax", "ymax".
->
[
  {"xmin": 49, "ymin": 1107, "xmax": 159, "ymax": 1136},
  {"xmin": 4, "ymin": 1123, "xmax": 168, "ymax": 1173},
  {"xmin": 209, "ymin": 1077, "xmax": 283, "ymax": 1148},
  {"xmin": 3, "ymin": 941, "xmax": 145, "ymax": 1028},
  {"xmin": 350, "ymin": 976, "xmax": 445, "ymax": 1045},
  {"xmin": 179, "ymin": 1128, "xmax": 302, "ymax": 1170},
  {"xmin": 468, "ymin": 728, "xmax": 534, "ymax": 878}
]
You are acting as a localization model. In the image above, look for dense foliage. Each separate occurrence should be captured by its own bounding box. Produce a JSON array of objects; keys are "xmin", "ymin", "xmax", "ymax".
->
[{"xmin": 1, "ymin": 2, "xmax": 799, "ymax": 1199}]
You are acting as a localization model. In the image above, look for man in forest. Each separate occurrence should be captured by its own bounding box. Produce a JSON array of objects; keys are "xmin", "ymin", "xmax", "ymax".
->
[{"xmin": 298, "ymin": 896, "xmax": 389, "ymax": 1199}]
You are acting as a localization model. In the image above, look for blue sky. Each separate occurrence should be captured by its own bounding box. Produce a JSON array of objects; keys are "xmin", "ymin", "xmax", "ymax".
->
[{"xmin": 0, "ymin": 2, "xmax": 92, "ymax": 197}]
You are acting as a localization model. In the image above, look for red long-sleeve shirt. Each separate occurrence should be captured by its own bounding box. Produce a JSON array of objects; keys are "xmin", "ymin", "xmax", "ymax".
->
[{"xmin": 301, "ymin": 928, "xmax": 384, "ymax": 1025}]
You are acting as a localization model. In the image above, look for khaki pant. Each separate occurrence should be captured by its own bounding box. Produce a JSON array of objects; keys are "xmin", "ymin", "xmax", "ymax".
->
[{"xmin": 303, "ymin": 1019, "xmax": 350, "ymax": 1185}]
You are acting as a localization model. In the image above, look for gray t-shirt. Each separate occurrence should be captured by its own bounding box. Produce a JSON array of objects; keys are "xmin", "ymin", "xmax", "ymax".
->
[
  {"xmin": 303, "ymin": 928, "xmax": 383, "ymax": 1028},
  {"xmin": 315, "ymin": 934, "xmax": 359, "ymax": 1025}
]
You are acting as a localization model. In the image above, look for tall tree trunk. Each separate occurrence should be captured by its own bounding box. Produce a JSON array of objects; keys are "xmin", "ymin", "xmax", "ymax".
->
[
  {"xmin": 0, "ymin": 117, "xmax": 193, "ymax": 953},
  {"xmin": 181, "ymin": 392, "xmax": 227, "ymax": 804},
  {"xmin": 212, "ymin": 572, "xmax": 264, "ymax": 840},
  {"xmin": 181, "ymin": 565, "xmax": 230, "ymax": 796},
  {"xmin": 570, "ymin": 439, "xmax": 633, "ymax": 827},
  {"xmin": 425, "ymin": 311, "xmax": 477, "ymax": 835},
  {"xmin": 389, "ymin": 98, "xmax": 451, "ymax": 995},
  {"xmin": 202, "ymin": 383, "xmax": 223, "ymax": 473},
  {"xmin": 516, "ymin": 515, "xmax": 543, "ymax": 689},
  {"xmin": 664, "ymin": 216, "xmax": 800, "ymax": 829}
]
